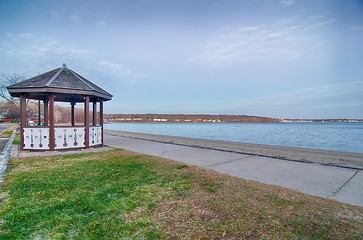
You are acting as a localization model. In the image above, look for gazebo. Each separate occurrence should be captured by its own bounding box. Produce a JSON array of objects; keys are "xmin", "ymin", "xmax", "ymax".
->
[{"xmin": 7, "ymin": 64, "xmax": 112, "ymax": 151}]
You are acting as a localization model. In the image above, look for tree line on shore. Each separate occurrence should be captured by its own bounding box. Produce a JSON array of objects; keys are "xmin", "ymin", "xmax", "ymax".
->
[{"xmin": 104, "ymin": 113, "xmax": 280, "ymax": 123}]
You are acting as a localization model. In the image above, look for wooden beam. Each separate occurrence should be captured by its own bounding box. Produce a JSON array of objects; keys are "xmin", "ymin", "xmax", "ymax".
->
[
  {"xmin": 37, "ymin": 100, "xmax": 41, "ymax": 126},
  {"xmin": 93, "ymin": 99, "xmax": 97, "ymax": 126},
  {"xmin": 84, "ymin": 96, "xmax": 90, "ymax": 148},
  {"xmin": 19, "ymin": 94, "xmax": 26, "ymax": 150},
  {"xmin": 100, "ymin": 101, "xmax": 104, "ymax": 146},
  {"xmin": 49, "ymin": 94, "xmax": 55, "ymax": 150},
  {"xmin": 71, "ymin": 101, "xmax": 76, "ymax": 126},
  {"xmin": 43, "ymin": 97, "xmax": 48, "ymax": 127}
]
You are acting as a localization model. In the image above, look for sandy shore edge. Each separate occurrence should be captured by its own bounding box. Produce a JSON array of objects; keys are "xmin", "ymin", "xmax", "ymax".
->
[{"xmin": 105, "ymin": 129, "xmax": 363, "ymax": 170}]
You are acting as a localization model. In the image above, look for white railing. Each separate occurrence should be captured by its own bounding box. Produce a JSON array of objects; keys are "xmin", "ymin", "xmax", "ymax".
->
[
  {"xmin": 89, "ymin": 126, "xmax": 102, "ymax": 146},
  {"xmin": 23, "ymin": 126, "xmax": 102, "ymax": 150},
  {"xmin": 54, "ymin": 127, "xmax": 85, "ymax": 150},
  {"xmin": 23, "ymin": 127, "xmax": 50, "ymax": 150}
]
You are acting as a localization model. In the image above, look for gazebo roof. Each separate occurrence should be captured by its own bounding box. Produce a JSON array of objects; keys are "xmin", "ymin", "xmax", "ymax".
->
[{"xmin": 8, "ymin": 64, "xmax": 112, "ymax": 102}]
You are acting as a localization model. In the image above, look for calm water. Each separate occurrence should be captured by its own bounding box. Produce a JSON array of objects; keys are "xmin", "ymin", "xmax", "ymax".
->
[{"xmin": 104, "ymin": 122, "xmax": 363, "ymax": 154}]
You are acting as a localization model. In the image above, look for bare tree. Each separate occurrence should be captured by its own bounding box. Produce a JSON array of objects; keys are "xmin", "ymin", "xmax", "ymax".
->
[
  {"xmin": 0, "ymin": 74, "xmax": 24, "ymax": 121},
  {"xmin": 0, "ymin": 73, "xmax": 24, "ymax": 102}
]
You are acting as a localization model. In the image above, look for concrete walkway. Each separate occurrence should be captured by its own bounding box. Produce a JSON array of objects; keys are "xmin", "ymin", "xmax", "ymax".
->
[{"xmin": 104, "ymin": 131, "xmax": 363, "ymax": 207}]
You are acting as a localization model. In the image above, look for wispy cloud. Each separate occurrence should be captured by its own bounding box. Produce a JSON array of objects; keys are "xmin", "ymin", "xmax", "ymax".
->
[
  {"xmin": 2, "ymin": 32, "xmax": 147, "ymax": 85},
  {"xmin": 265, "ymin": 82, "xmax": 363, "ymax": 105},
  {"xmin": 301, "ymin": 18, "xmax": 335, "ymax": 31},
  {"xmin": 190, "ymin": 15, "xmax": 337, "ymax": 66},
  {"xmin": 344, "ymin": 25, "xmax": 363, "ymax": 31},
  {"xmin": 98, "ymin": 60, "xmax": 134, "ymax": 77},
  {"xmin": 223, "ymin": 81, "xmax": 363, "ymax": 118},
  {"xmin": 33, "ymin": 38, "xmax": 94, "ymax": 59},
  {"xmin": 69, "ymin": 14, "xmax": 81, "ymax": 24},
  {"xmin": 4, "ymin": 34, "xmax": 94, "ymax": 60},
  {"xmin": 190, "ymin": 24, "xmax": 303, "ymax": 66},
  {"xmin": 18, "ymin": 33, "xmax": 33, "ymax": 39},
  {"xmin": 279, "ymin": 0, "xmax": 295, "ymax": 7},
  {"xmin": 2, "ymin": 33, "xmax": 94, "ymax": 75},
  {"xmin": 94, "ymin": 20, "xmax": 107, "ymax": 27},
  {"xmin": 97, "ymin": 60, "xmax": 151, "ymax": 84}
]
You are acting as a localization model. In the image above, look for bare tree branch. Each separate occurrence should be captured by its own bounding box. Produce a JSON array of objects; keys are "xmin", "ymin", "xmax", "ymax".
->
[
  {"xmin": 0, "ymin": 73, "xmax": 24, "ymax": 102},
  {"xmin": 0, "ymin": 74, "xmax": 24, "ymax": 121}
]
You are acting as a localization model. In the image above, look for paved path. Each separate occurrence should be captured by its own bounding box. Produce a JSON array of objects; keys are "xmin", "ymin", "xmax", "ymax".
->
[
  {"xmin": 104, "ymin": 131, "xmax": 363, "ymax": 207},
  {"xmin": 0, "ymin": 124, "xmax": 13, "ymax": 151},
  {"xmin": 0, "ymin": 124, "xmax": 15, "ymax": 154},
  {"xmin": 0, "ymin": 124, "xmax": 16, "ymax": 182}
]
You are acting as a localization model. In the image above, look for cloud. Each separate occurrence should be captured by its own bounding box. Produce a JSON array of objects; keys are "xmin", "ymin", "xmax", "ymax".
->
[
  {"xmin": 35, "ymin": 40, "xmax": 93, "ymax": 58},
  {"xmin": 4, "ymin": 34, "xmax": 93, "ymax": 60},
  {"xmin": 69, "ymin": 14, "xmax": 81, "ymax": 23},
  {"xmin": 279, "ymin": 0, "xmax": 295, "ymax": 7},
  {"xmin": 97, "ymin": 60, "xmax": 147, "ymax": 84},
  {"xmin": 98, "ymin": 61, "xmax": 131, "ymax": 74},
  {"xmin": 223, "ymin": 81, "xmax": 363, "ymax": 118},
  {"xmin": 344, "ymin": 25, "xmax": 363, "ymax": 31},
  {"xmin": 301, "ymin": 18, "xmax": 335, "ymax": 31},
  {"xmin": 94, "ymin": 21, "xmax": 107, "ymax": 27},
  {"xmin": 254, "ymin": 82, "xmax": 363, "ymax": 105},
  {"xmin": 1, "ymin": 34, "xmax": 95, "ymax": 76},
  {"xmin": 190, "ymin": 24, "xmax": 304, "ymax": 66},
  {"xmin": 190, "ymin": 15, "xmax": 339, "ymax": 66},
  {"xmin": 2, "ymin": 33, "xmax": 146, "ymax": 85},
  {"xmin": 18, "ymin": 33, "xmax": 33, "ymax": 39}
]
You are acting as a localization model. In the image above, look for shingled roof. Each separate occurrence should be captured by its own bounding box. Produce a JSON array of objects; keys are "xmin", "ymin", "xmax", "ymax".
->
[{"xmin": 8, "ymin": 64, "xmax": 112, "ymax": 101}]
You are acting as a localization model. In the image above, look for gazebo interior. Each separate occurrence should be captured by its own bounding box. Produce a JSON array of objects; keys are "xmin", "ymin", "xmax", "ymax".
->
[{"xmin": 7, "ymin": 64, "xmax": 112, "ymax": 151}]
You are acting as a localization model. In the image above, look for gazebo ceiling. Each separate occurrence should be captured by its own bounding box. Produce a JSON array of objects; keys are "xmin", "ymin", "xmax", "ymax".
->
[{"xmin": 7, "ymin": 64, "xmax": 112, "ymax": 102}]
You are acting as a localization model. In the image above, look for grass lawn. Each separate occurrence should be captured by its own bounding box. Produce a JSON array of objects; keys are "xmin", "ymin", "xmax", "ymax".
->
[
  {"xmin": 12, "ymin": 134, "xmax": 20, "ymax": 145},
  {"xmin": 0, "ymin": 124, "xmax": 17, "ymax": 138},
  {"xmin": 0, "ymin": 149, "xmax": 362, "ymax": 239},
  {"xmin": 0, "ymin": 130, "xmax": 12, "ymax": 137}
]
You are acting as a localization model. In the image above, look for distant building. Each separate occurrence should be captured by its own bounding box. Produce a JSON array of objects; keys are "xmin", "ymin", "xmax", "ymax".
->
[{"xmin": 153, "ymin": 118, "xmax": 168, "ymax": 122}]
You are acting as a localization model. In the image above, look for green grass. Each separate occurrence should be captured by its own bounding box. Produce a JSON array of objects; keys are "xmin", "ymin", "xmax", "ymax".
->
[
  {"xmin": 12, "ymin": 135, "xmax": 20, "ymax": 145},
  {"xmin": 1, "ymin": 130, "xmax": 12, "ymax": 136},
  {"xmin": 0, "ymin": 124, "xmax": 17, "ymax": 138},
  {"xmin": 0, "ymin": 149, "xmax": 362, "ymax": 239}
]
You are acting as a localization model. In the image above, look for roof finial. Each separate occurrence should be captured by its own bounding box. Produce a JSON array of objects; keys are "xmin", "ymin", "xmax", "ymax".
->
[{"xmin": 62, "ymin": 63, "xmax": 67, "ymax": 68}]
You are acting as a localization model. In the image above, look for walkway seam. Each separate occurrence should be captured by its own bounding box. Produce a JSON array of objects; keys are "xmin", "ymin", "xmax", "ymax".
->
[
  {"xmin": 160, "ymin": 148, "xmax": 185, "ymax": 157},
  {"xmin": 203, "ymin": 156, "xmax": 253, "ymax": 168},
  {"xmin": 329, "ymin": 170, "xmax": 360, "ymax": 199}
]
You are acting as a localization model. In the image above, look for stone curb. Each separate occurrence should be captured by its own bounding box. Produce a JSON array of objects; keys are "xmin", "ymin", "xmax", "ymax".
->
[{"xmin": 0, "ymin": 129, "xmax": 17, "ymax": 183}]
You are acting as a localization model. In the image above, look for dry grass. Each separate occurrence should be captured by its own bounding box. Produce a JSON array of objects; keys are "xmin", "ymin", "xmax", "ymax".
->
[
  {"xmin": 149, "ymin": 158, "xmax": 363, "ymax": 239},
  {"xmin": 1, "ymin": 149, "xmax": 362, "ymax": 239}
]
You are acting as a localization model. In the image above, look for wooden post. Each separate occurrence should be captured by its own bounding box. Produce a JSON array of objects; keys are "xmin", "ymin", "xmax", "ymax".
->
[
  {"xmin": 44, "ymin": 97, "xmax": 48, "ymax": 126},
  {"xmin": 84, "ymin": 96, "xmax": 90, "ymax": 148},
  {"xmin": 37, "ymin": 100, "xmax": 41, "ymax": 126},
  {"xmin": 93, "ymin": 99, "xmax": 97, "ymax": 126},
  {"xmin": 49, "ymin": 94, "xmax": 55, "ymax": 150},
  {"xmin": 100, "ymin": 101, "xmax": 104, "ymax": 146},
  {"xmin": 20, "ymin": 94, "xmax": 27, "ymax": 150},
  {"xmin": 71, "ymin": 101, "xmax": 76, "ymax": 126}
]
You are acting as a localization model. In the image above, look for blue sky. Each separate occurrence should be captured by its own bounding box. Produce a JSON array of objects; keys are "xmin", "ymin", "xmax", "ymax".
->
[{"xmin": 1, "ymin": 0, "xmax": 363, "ymax": 119}]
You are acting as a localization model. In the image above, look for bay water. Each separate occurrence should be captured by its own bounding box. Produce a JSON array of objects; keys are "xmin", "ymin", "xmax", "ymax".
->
[{"xmin": 104, "ymin": 122, "xmax": 363, "ymax": 154}]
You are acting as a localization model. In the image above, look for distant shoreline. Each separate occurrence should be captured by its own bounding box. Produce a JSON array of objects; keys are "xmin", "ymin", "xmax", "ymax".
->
[{"xmin": 104, "ymin": 113, "xmax": 363, "ymax": 123}]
